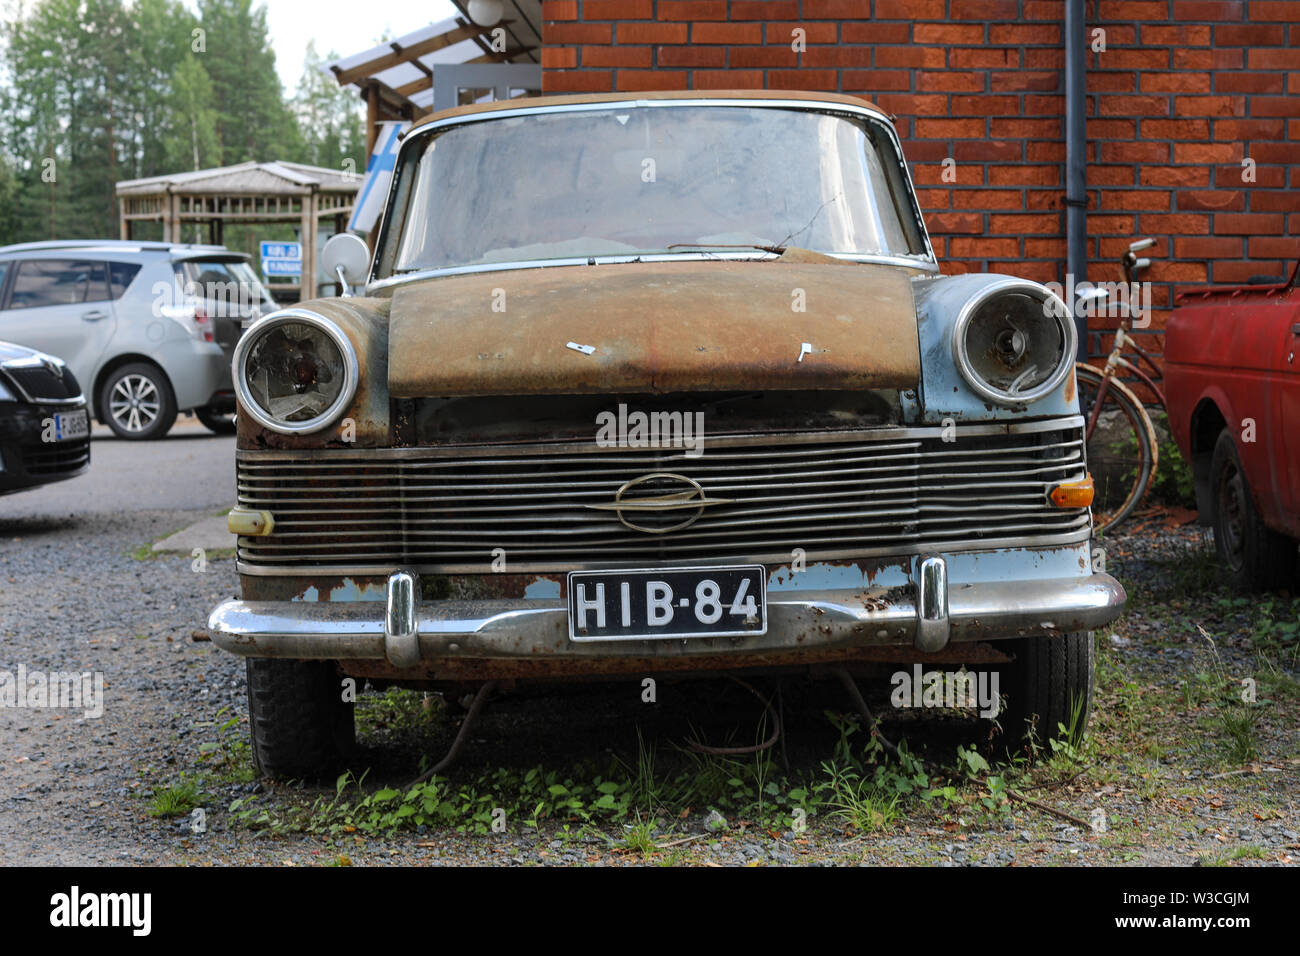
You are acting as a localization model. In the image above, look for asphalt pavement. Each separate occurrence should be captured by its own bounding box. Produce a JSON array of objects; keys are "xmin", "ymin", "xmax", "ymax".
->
[{"xmin": 0, "ymin": 416, "xmax": 235, "ymax": 518}]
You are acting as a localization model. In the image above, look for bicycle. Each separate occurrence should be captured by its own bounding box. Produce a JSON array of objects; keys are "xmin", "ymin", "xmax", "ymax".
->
[{"xmin": 1074, "ymin": 238, "xmax": 1167, "ymax": 532}]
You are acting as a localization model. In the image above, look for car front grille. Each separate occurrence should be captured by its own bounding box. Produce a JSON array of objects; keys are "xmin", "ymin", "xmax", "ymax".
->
[
  {"xmin": 234, "ymin": 417, "xmax": 1091, "ymax": 574},
  {"xmin": 21, "ymin": 439, "xmax": 91, "ymax": 476},
  {"xmin": 1, "ymin": 365, "xmax": 82, "ymax": 402}
]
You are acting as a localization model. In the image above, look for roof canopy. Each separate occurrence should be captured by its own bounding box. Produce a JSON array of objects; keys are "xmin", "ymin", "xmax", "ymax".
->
[{"xmin": 116, "ymin": 161, "xmax": 361, "ymax": 198}]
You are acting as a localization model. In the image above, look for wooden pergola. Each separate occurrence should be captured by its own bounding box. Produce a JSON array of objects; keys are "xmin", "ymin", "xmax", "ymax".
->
[
  {"xmin": 327, "ymin": 4, "xmax": 541, "ymax": 159},
  {"xmin": 115, "ymin": 161, "xmax": 359, "ymax": 301}
]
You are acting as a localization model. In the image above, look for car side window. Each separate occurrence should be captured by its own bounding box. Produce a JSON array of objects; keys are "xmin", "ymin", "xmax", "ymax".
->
[
  {"xmin": 108, "ymin": 261, "xmax": 142, "ymax": 299},
  {"xmin": 0, "ymin": 261, "xmax": 9, "ymax": 307},
  {"xmin": 8, "ymin": 259, "xmax": 111, "ymax": 310}
]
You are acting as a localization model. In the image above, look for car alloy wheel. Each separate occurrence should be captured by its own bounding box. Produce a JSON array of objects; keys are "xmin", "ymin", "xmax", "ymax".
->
[
  {"xmin": 99, "ymin": 362, "xmax": 177, "ymax": 440},
  {"xmin": 109, "ymin": 373, "xmax": 162, "ymax": 434}
]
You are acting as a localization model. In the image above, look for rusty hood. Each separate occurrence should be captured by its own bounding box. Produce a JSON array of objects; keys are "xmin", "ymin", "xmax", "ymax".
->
[{"xmin": 387, "ymin": 256, "xmax": 921, "ymax": 397}]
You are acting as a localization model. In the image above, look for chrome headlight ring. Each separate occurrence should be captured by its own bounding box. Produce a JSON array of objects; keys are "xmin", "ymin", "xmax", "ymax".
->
[
  {"xmin": 232, "ymin": 308, "xmax": 360, "ymax": 434},
  {"xmin": 950, "ymin": 279, "xmax": 1076, "ymax": 406}
]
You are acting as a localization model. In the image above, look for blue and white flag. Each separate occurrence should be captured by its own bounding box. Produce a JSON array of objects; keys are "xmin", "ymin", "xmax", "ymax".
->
[{"xmin": 349, "ymin": 121, "xmax": 409, "ymax": 233}]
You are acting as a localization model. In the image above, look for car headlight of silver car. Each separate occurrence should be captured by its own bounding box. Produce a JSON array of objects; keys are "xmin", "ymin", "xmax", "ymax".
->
[
  {"xmin": 232, "ymin": 309, "xmax": 359, "ymax": 434},
  {"xmin": 951, "ymin": 280, "xmax": 1076, "ymax": 405}
]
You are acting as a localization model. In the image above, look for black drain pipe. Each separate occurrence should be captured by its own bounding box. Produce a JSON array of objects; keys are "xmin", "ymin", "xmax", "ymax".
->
[{"xmin": 1065, "ymin": 0, "xmax": 1088, "ymax": 360}]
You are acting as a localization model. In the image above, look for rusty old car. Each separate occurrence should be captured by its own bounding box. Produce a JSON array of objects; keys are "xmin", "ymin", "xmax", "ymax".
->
[{"xmin": 208, "ymin": 91, "xmax": 1126, "ymax": 777}]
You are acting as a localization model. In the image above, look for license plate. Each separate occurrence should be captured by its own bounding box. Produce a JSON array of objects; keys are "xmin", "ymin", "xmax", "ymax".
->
[
  {"xmin": 567, "ymin": 565, "xmax": 767, "ymax": 641},
  {"xmin": 53, "ymin": 410, "xmax": 88, "ymax": 441}
]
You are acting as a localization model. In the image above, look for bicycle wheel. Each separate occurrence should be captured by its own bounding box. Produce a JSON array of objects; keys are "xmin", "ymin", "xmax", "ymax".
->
[{"xmin": 1074, "ymin": 363, "xmax": 1158, "ymax": 532}]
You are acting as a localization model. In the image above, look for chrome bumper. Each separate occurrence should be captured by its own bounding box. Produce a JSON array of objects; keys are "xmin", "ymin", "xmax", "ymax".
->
[{"xmin": 207, "ymin": 561, "xmax": 1126, "ymax": 668}]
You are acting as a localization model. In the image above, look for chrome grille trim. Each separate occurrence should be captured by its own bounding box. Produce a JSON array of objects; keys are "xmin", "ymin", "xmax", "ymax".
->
[{"xmin": 235, "ymin": 417, "xmax": 1091, "ymax": 575}]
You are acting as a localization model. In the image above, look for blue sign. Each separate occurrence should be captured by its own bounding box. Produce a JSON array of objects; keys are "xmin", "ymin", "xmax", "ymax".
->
[{"xmin": 260, "ymin": 241, "xmax": 302, "ymax": 277}]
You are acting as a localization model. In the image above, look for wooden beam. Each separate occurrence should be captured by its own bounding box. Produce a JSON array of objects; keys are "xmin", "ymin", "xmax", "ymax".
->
[
  {"xmin": 365, "ymin": 83, "xmax": 380, "ymax": 163},
  {"xmin": 300, "ymin": 191, "xmax": 316, "ymax": 302},
  {"xmin": 395, "ymin": 76, "xmax": 432, "ymax": 98},
  {"xmin": 331, "ymin": 21, "xmax": 513, "ymax": 86}
]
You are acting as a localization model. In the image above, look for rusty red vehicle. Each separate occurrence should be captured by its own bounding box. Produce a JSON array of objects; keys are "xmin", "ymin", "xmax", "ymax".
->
[{"xmin": 1165, "ymin": 260, "xmax": 1300, "ymax": 590}]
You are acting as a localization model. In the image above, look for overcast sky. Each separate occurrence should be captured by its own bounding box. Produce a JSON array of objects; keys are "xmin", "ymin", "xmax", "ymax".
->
[{"xmin": 184, "ymin": 0, "xmax": 462, "ymax": 93}]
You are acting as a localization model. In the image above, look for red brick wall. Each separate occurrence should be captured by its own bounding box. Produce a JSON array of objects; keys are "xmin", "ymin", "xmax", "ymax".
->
[{"xmin": 541, "ymin": 0, "xmax": 1299, "ymax": 355}]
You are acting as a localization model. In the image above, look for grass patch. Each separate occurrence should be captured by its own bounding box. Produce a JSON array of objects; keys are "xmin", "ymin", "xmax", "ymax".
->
[
  {"xmin": 823, "ymin": 764, "xmax": 900, "ymax": 833},
  {"xmin": 195, "ymin": 708, "xmax": 258, "ymax": 784},
  {"xmin": 227, "ymin": 710, "xmax": 1027, "ymax": 839},
  {"xmin": 148, "ymin": 775, "xmax": 202, "ymax": 818},
  {"xmin": 1216, "ymin": 706, "xmax": 1262, "ymax": 765}
]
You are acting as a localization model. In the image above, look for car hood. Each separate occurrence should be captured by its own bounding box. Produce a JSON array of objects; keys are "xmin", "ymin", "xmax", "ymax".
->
[
  {"xmin": 0, "ymin": 340, "xmax": 43, "ymax": 364},
  {"xmin": 387, "ymin": 255, "xmax": 921, "ymax": 397}
]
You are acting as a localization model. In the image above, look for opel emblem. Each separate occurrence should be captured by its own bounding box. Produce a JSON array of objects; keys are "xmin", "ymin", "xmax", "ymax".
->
[{"xmin": 584, "ymin": 472, "xmax": 734, "ymax": 534}]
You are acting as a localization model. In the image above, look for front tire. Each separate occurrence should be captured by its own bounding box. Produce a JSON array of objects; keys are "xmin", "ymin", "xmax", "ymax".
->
[
  {"xmin": 99, "ymin": 362, "xmax": 177, "ymax": 439},
  {"xmin": 996, "ymin": 631, "xmax": 1094, "ymax": 750},
  {"xmin": 246, "ymin": 659, "xmax": 355, "ymax": 779},
  {"xmin": 1209, "ymin": 429, "xmax": 1297, "ymax": 591}
]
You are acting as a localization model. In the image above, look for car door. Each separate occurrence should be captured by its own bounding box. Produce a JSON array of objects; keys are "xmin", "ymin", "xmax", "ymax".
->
[{"xmin": 0, "ymin": 258, "xmax": 118, "ymax": 390}]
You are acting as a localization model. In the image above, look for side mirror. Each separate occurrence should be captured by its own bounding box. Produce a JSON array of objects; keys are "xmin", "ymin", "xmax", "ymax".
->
[{"xmin": 321, "ymin": 233, "xmax": 370, "ymax": 297}]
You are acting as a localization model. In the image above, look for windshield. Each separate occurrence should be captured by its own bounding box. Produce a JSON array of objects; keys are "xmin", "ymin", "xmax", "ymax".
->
[{"xmin": 381, "ymin": 105, "xmax": 927, "ymax": 276}]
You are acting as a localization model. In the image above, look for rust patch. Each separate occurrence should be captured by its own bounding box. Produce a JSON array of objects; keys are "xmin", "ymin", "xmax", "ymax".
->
[
  {"xmin": 421, "ymin": 574, "xmax": 562, "ymax": 601},
  {"xmin": 388, "ymin": 257, "xmax": 920, "ymax": 397}
]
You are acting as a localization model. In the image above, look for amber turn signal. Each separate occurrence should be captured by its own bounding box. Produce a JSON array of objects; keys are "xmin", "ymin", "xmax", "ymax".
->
[{"xmin": 1050, "ymin": 476, "xmax": 1095, "ymax": 509}]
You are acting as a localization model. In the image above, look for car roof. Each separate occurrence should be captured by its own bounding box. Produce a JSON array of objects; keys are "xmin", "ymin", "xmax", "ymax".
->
[
  {"xmin": 0, "ymin": 240, "xmax": 246, "ymax": 262},
  {"xmin": 407, "ymin": 89, "xmax": 890, "ymax": 135}
]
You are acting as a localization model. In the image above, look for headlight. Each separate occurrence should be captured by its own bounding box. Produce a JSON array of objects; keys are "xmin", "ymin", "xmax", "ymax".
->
[
  {"xmin": 233, "ymin": 309, "xmax": 359, "ymax": 434},
  {"xmin": 951, "ymin": 280, "xmax": 1076, "ymax": 405}
]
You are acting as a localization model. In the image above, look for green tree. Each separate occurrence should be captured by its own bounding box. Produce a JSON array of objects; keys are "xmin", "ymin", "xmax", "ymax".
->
[
  {"xmin": 164, "ymin": 54, "xmax": 220, "ymax": 172},
  {"xmin": 0, "ymin": 0, "xmax": 335, "ymax": 242},
  {"xmin": 4, "ymin": 0, "xmax": 131, "ymax": 238},
  {"xmin": 122, "ymin": 0, "xmax": 205, "ymax": 178},
  {"xmin": 292, "ymin": 40, "xmax": 364, "ymax": 174},
  {"xmin": 196, "ymin": 0, "xmax": 301, "ymax": 164}
]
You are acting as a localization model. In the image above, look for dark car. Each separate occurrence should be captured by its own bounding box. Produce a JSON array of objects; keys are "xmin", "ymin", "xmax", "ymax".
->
[{"xmin": 0, "ymin": 340, "xmax": 90, "ymax": 495}]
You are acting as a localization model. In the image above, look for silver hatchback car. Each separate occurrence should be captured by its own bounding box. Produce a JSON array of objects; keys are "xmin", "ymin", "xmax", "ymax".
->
[{"xmin": 0, "ymin": 240, "xmax": 276, "ymax": 439}]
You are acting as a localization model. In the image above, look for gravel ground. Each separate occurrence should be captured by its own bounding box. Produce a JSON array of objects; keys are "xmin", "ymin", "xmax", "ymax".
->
[{"xmin": 1, "ymin": 495, "xmax": 1296, "ymax": 866}]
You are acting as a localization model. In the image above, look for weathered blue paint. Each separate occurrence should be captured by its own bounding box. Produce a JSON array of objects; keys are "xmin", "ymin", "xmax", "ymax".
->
[
  {"xmin": 291, "ymin": 578, "xmax": 387, "ymax": 602},
  {"xmin": 765, "ymin": 541, "xmax": 1092, "ymax": 596},
  {"xmin": 524, "ymin": 577, "xmax": 563, "ymax": 600},
  {"xmin": 911, "ymin": 273, "xmax": 1079, "ymax": 423}
]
